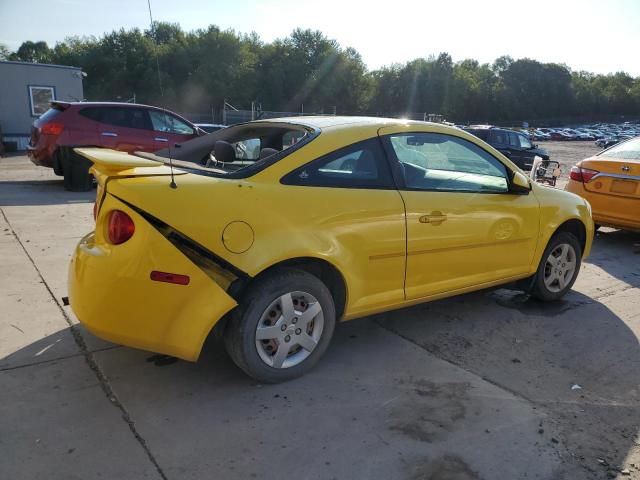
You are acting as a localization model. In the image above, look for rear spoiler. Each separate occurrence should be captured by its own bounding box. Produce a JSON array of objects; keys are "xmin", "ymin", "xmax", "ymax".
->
[
  {"xmin": 51, "ymin": 101, "xmax": 72, "ymax": 110},
  {"xmin": 74, "ymin": 148, "xmax": 164, "ymax": 173}
]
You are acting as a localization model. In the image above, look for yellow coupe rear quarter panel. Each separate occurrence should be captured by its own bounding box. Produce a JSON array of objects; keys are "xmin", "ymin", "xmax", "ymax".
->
[{"xmin": 68, "ymin": 194, "xmax": 237, "ymax": 361}]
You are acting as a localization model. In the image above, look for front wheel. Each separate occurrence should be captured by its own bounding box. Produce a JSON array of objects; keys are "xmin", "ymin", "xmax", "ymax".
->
[
  {"xmin": 224, "ymin": 268, "xmax": 336, "ymax": 383},
  {"xmin": 530, "ymin": 232, "xmax": 582, "ymax": 301}
]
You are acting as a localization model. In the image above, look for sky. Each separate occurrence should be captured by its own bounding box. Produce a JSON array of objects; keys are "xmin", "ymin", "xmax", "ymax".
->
[{"xmin": 2, "ymin": 0, "xmax": 639, "ymax": 75}]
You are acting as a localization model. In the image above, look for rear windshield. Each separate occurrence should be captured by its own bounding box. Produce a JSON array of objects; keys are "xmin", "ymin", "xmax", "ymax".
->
[
  {"xmin": 38, "ymin": 107, "xmax": 62, "ymax": 123},
  {"xmin": 153, "ymin": 122, "xmax": 317, "ymax": 178},
  {"xmin": 599, "ymin": 137, "xmax": 640, "ymax": 160}
]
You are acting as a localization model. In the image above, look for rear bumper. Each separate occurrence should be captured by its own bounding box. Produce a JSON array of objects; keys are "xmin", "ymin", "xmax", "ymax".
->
[
  {"xmin": 27, "ymin": 144, "xmax": 55, "ymax": 167},
  {"xmin": 565, "ymin": 180, "xmax": 640, "ymax": 231},
  {"xmin": 68, "ymin": 196, "xmax": 237, "ymax": 361}
]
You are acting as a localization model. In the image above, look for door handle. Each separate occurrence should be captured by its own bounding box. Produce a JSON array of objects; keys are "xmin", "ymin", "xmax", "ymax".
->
[
  {"xmin": 154, "ymin": 137, "xmax": 169, "ymax": 142},
  {"xmin": 419, "ymin": 212, "xmax": 447, "ymax": 225},
  {"xmin": 101, "ymin": 132, "xmax": 118, "ymax": 137}
]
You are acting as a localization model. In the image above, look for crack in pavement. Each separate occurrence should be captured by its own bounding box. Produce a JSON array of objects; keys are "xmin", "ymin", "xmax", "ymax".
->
[
  {"xmin": 0, "ymin": 345, "xmax": 121, "ymax": 372},
  {"xmin": 1, "ymin": 207, "xmax": 168, "ymax": 480}
]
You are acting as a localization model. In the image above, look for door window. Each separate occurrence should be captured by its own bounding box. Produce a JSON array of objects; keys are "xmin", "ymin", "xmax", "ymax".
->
[
  {"xmin": 507, "ymin": 132, "xmax": 520, "ymax": 147},
  {"xmin": 282, "ymin": 138, "xmax": 394, "ymax": 189},
  {"xmin": 518, "ymin": 134, "xmax": 533, "ymax": 149},
  {"xmin": 148, "ymin": 110, "xmax": 195, "ymax": 135},
  {"xmin": 387, "ymin": 133, "xmax": 509, "ymax": 193}
]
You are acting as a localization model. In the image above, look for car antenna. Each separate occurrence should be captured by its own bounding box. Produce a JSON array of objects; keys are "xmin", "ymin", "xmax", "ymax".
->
[{"xmin": 147, "ymin": 0, "xmax": 177, "ymax": 189}]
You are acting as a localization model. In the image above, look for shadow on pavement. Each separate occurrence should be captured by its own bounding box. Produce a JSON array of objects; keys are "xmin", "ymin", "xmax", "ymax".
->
[
  {"xmin": 377, "ymin": 288, "xmax": 640, "ymax": 479},
  {"xmin": 0, "ymin": 180, "xmax": 94, "ymax": 206},
  {"xmin": 588, "ymin": 228, "xmax": 640, "ymax": 287}
]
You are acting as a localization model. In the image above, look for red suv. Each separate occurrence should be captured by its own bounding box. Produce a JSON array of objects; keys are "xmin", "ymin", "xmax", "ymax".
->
[{"xmin": 28, "ymin": 101, "xmax": 203, "ymax": 191}]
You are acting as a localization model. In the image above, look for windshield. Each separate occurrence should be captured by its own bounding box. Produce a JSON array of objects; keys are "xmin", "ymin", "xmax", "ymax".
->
[
  {"xmin": 599, "ymin": 137, "xmax": 640, "ymax": 160},
  {"xmin": 153, "ymin": 122, "xmax": 315, "ymax": 178}
]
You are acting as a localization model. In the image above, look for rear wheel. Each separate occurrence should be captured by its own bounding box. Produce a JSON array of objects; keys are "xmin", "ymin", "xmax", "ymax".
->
[
  {"xmin": 60, "ymin": 148, "xmax": 93, "ymax": 192},
  {"xmin": 224, "ymin": 268, "xmax": 336, "ymax": 383},
  {"xmin": 530, "ymin": 232, "xmax": 582, "ymax": 301}
]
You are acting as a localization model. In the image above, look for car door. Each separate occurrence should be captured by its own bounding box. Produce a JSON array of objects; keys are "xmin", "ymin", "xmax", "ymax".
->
[
  {"xmin": 280, "ymin": 137, "xmax": 407, "ymax": 316},
  {"xmin": 96, "ymin": 107, "xmax": 156, "ymax": 152},
  {"xmin": 148, "ymin": 110, "xmax": 197, "ymax": 151},
  {"xmin": 515, "ymin": 133, "xmax": 537, "ymax": 170},
  {"xmin": 505, "ymin": 131, "xmax": 529, "ymax": 169},
  {"xmin": 379, "ymin": 127, "xmax": 540, "ymax": 301}
]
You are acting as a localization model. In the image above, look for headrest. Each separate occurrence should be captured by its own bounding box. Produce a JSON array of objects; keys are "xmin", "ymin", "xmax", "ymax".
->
[{"xmin": 214, "ymin": 140, "xmax": 236, "ymax": 163}]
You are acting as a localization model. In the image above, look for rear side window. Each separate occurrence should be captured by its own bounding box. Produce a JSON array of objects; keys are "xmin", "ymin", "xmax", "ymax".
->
[
  {"xmin": 281, "ymin": 138, "xmax": 395, "ymax": 189},
  {"xmin": 79, "ymin": 107, "xmax": 102, "ymax": 122},
  {"xmin": 467, "ymin": 129, "xmax": 488, "ymax": 141},
  {"xmin": 79, "ymin": 107, "xmax": 151, "ymax": 130},
  {"xmin": 489, "ymin": 130, "xmax": 508, "ymax": 144}
]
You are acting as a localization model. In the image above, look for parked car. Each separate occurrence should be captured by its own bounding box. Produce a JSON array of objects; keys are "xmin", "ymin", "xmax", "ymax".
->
[
  {"xmin": 596, "ymin": 137, "xmax": 619, "ymax": 149},
  {"xmin": 533, "ymin": 129, "xmax": 551, "ymax": 140},
  {"xmin": 565, "ymin": 136, "xmax": 640, "ymax": 231},
  {"xmin": 27, "ymin": 101, "xmax": 203, "ymax": 191},
  {"xmin": 463, "ymin": 126, "xmax": 549, "ymax": 170},
  {"xmin": 550, "ymin": 130, "xmax": 573, "ymax": 141},
  {"xmin": 68, "ymin": 117, "xmax": 593, "ymax": 382},
  {"xmin": 563, "ymin": 129, "xmax": 591, "ymax": 141},
  {"xmin": 195, "ymin": 123, "xmax": 226, "ymax": 134}
]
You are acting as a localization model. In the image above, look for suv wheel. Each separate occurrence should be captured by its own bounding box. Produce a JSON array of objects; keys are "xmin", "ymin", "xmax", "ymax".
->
[
  {"xmin": 224, "ymin": 268, "xmax": 336, "ymax": 383},
  {"xmin": 60, "ymin": 148, "xmax": 93, "ymax": 192}
]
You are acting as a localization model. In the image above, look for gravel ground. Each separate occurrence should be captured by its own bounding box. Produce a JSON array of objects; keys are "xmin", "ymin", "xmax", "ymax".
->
[{"xmin": 538, "ymin": 140, "xmax": 603, "ymax": 187}]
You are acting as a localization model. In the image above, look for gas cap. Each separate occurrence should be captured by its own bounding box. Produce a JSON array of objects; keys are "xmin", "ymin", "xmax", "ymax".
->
[{"xmin": 222, "ymin": 221, "xmax": 254, "ymax": 254}]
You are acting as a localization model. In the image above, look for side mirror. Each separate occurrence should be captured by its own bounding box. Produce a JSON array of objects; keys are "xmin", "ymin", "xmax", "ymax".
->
[{"xmin": 511, "ymin": 171, "xmax": 531, "ymax": 193}]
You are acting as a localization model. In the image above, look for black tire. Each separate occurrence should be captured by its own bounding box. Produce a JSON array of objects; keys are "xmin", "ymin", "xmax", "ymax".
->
[
  {"xmin": 224, "ymin": 268, "xmax": 336, "ymax": 383},
  {"xmin": 530, "ymin": 232, "xmax": 582, "ymax": 301},
  {"xmin": 61, "ymin": 148, "xmax": 93, "ymax": 192},
  {"xmin": 52, "ymin": 150, "xmax": 64, "ymax": 176}
]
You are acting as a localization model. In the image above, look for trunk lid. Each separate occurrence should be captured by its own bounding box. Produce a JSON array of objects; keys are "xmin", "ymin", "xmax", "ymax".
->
[{"xmin": 580, "ymin": 156, "xmax": 640, "ymax": 199}]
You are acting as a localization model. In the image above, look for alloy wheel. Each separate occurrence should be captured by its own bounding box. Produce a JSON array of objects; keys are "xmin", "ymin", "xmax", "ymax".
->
[
  {"xmin": 255, "ymin": 291, "xmax": 324, "ymax": 369},
  {"xmin": 543, "ymin": 243, "xmax": 577, "ymax": 293}
]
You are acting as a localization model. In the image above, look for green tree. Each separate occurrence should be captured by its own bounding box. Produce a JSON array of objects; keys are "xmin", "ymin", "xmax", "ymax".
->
[{"xmin": 11, "ymin": 40, "xmax": 52, "ymax": 63}]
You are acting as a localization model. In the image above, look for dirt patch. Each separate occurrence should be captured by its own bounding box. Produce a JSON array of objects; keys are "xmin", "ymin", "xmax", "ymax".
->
[
  {"xmin": 408, "ymin": 454, "xmax": 481, "ymax": 480},
  {"xmin": 388, "ymin": 379, "xmax": 471, "ymax": 442}
]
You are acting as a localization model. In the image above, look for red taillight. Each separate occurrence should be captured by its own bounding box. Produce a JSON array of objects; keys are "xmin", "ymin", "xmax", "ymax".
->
[
  {"xmin": 41, "ymin": 122, "xmax": 64, "ymax": 136},
  {"xmin": 150, "ymin": 271, "xmax": 190, "ymax": 285},
  {"xmin": 569, "ymin": 166, "xmax": 599, "ymax": 183},
  {"xmin": 107, "ymin": 210, "xmax": 135, "ymax": 245}
]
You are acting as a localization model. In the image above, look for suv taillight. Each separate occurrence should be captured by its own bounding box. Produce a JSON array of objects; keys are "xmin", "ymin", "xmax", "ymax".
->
[
  {"xmin": 569, "ymin": 166, "xmax": 599, "ymax": 183},
  {"xmin": 41, "ymin": 123, "xmax": 64, "ymax": 135},
  {"xmin": 107, "ymin": 210, "xmax": 135, "ymax": 245}
]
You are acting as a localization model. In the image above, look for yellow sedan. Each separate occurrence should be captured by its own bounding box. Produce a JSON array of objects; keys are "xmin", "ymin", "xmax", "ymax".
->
[
  {"xmin": 68, "ymin": 117, "xmax": 593, "ymax": 382},
  {"xmin": 565, "ymin": 137, "xmax": 640, "ymax": 231}
]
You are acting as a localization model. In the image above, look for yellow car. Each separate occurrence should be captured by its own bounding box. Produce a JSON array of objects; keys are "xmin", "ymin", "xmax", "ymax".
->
[
  {"xmin": 565, "ymin": 137, "xmax": 640, "ymax": 231},
  {"xmin": 68, "ymin": 117, "xmax": 593, "ymax": 382}
]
